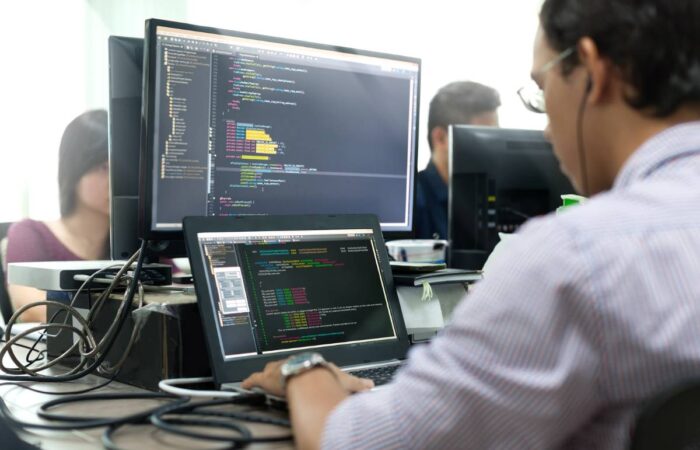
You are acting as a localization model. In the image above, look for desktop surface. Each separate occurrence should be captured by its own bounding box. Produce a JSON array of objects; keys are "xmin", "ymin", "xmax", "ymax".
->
[{"xmin": 0, "ymin": 340, "xmax": 291, "ymax": 449}]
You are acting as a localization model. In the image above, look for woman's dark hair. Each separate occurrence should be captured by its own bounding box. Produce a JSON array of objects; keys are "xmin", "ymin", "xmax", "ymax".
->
[
  {"xmin": 58, "ymin": 109, "xmax": 108, "ymax": 217},
  {"xmin": 540, "ymin": 0, "xmax": 700, "ymax": 117},
  {"xmin": 427, "ymin": 81, "xmax": 501, "ymax": 151}
]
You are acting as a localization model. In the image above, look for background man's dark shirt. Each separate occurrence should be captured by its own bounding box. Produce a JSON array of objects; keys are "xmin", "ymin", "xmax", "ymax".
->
[{"xmin": 414, "ymin": 161, "xmax": 448, "ymax": 239}]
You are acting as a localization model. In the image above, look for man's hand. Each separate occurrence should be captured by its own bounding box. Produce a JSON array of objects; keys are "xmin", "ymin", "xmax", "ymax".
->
[{"xmin": 242, "ymin": 359, "xmax": 374, "ymax": 397}]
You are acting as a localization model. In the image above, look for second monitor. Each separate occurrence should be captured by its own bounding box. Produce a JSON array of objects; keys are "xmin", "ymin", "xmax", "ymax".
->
[
  {"xmin": 140, "ymin": 19, "xmax": 421, "ymax": 241},
  {"xmin": 448, "ymin": 126, "xmax": 575, "ymax": 270}
]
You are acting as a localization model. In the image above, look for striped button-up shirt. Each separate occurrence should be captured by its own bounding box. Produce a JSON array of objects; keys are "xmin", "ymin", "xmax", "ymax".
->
[{"xmin": 322, "ymin": 122, "xmax": 700, "ymax": 449}]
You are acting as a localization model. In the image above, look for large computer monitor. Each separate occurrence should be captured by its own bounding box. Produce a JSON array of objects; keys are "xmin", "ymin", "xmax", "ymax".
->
[
  {"xmin": 448, "ymin": 126, "xmax": 575, "ymax": 270},
  {"xmin": 140, "ymin": 19, "xmax": 421, "ymax": 242},
  {"xmin": 108, "ymin": 36, "xmax": 143, "ymax": 259}
]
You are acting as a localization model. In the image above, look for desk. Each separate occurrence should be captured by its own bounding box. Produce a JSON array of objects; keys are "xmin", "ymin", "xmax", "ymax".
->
[
  {"xmin": 1, "ymin": 342, "xmax": 293, "ymax": 449},
  {"xmin": 44, "ymin": 288, "xmax": 208, "ymax": 391}
]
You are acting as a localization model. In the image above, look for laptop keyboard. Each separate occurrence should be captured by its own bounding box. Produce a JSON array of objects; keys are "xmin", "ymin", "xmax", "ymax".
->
[{"xmin": 348, "ymin": 364, "xmax": 401, "ymax": 386}]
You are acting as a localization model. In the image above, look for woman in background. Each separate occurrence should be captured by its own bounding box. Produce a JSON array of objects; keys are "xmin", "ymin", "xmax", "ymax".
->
[{"xmin": 6, "ymin": 109, "xmax": 110, "ymax": 322}]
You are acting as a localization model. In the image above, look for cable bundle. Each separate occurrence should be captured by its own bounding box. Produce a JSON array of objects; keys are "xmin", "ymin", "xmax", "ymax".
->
[
  {"xmin": 0, "ymin": 240, "xmax": 146, "ymax": 383},
  {"xmin": 0, "ymin": 240, "xmax": 293, "ymax": 448},
  {"xmin": 0, "ymin": 391, "xmax": 291, "ymax": 450}
]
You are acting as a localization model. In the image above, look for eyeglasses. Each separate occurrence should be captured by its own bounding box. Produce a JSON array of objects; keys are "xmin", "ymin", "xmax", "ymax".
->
[{"xmin": 517, "ymin": 46, "xmax": 575, "ymax": 114}]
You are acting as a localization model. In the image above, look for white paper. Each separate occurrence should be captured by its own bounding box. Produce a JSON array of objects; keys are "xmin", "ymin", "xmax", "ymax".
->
[{"xmin": 396, "ymin": 285, "xmax": 445, "ymax": 331}]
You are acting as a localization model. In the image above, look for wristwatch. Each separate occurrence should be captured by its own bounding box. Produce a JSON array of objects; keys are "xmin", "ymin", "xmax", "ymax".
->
[{"xmin": 280, "ymin": 352, "xmax": 331, "ymax": 388}]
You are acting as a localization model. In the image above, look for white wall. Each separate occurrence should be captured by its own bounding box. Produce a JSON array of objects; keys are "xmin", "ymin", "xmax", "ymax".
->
[
  {"xmin": 184, "ymin": 0, "xmax": 547, "ymax": 168},
  {"xmin": 0, "ymin": 0, "xmax": 545, "ymax": 222},
  {"xmin": 0, "ymin": 0, "xmax": 186, "ymax": 222},
  {"xmin": 0, "ymin": 1, "xmax": 86, "ymax": 221}
]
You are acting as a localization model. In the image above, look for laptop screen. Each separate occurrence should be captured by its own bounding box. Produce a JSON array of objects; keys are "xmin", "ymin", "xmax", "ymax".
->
[{"xmin": 195, "ymin": 228, "xmax": 398, "ymax": 360}]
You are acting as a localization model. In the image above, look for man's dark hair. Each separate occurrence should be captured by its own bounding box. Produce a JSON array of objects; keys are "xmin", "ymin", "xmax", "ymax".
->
[
  {"xmin": 427, "ymin": 81, "xmax": 500, "ymax": 151},
  {"xmin": 58, "ymin": 109, "xmax": 108, "ymax": 217},
  {"xmin": 540, "ymin": 0, "xmax": 700, "ymax": 117}
]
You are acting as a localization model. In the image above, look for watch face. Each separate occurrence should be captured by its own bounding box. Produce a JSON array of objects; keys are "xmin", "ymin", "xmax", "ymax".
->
[
  {"xmin": 288, "ymin": 352, "xmax": 314, "ymax": 366},
  {"xmin": 282, "ymin": 352, "xmax": 324, "ymax": 378}
]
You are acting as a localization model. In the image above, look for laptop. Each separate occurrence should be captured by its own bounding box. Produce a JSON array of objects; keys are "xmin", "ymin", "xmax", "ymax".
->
[{"xmin": 183, "ymin": 214, "xmax": 410, "ymax": 390}]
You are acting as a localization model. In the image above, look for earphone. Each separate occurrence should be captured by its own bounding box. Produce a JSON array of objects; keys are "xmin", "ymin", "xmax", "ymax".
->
[{"xmin": 576, "ymin": 74, "xmax": 593, "ymax": 196}]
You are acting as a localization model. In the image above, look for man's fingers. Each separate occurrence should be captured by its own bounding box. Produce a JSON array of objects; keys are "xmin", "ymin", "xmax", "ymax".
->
[
  {"xmin": 343, "ymin": 373, "xmax": 374, "ymax": 392},
  {"xmin": 241, "ymin": 372, "xmax": 262, "ymax": 389}
]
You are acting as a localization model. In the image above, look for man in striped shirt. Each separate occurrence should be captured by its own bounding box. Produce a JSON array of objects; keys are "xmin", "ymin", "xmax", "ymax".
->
[{"xmin": 243, "ymin": 0, "xmax": 700, "ymax": 448}]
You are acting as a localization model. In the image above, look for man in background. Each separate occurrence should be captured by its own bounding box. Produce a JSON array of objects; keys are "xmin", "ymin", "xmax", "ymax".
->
[{"xmin": 415, "ymin": 81, "xmax": 500, "ymax": 239}]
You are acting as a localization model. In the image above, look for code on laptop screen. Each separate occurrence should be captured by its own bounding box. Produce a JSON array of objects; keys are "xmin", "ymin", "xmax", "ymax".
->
[{"xmin": 197, "ymin": 229, "xmax": 397, "ymax": 359}]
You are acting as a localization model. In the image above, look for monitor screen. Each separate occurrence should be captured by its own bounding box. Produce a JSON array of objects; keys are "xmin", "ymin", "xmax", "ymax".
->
[
  {"xmin": 195, "ymin": 228, "xmax": 398, "ymax": 360},
  {"xmin": 141, "ymin": 19, "xmax": 421, "ymax": 240},
  {"xmin": 448, "ymin": 126, "xmax": 575, "ymax": 270}
]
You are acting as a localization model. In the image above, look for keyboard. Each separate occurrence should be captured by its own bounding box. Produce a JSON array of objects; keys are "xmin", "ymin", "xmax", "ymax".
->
[{"xmin": 348, "ymin": 364, "xmax": 401, "ymax": 386}]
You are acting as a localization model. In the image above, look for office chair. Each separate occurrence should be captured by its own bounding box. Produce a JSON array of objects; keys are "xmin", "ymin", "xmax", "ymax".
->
[
  {"xmin": 0, "ymin": 222, "xmax": 14, "ymax": 325},
  {"xmin": 629, "ymin": 379, "xmax": 700, "ymax": 450}
]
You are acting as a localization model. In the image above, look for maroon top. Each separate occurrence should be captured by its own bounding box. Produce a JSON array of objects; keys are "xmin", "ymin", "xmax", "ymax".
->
[{"xmin": 6, "ymin": 219, "xmax": 82, "ymax": 265}]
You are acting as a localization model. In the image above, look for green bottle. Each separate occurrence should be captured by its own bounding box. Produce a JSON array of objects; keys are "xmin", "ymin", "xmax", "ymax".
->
[{"xmin": 556, "ymin": 194, "xmax": 586, "ymax": 214}]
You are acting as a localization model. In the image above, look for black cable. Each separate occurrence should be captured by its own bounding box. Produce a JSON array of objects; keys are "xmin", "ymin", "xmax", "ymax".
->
[
  {"xmin": 1, "ymin": 319, "xmax": 93, "ymax": 375},
  {"xmin": 0, "ymin": 239, "xmax": 291, "ymax": 448},
  {"xmin": 37, "ymin": 392, "xmax": 183, "ymax": 425},
  {"xmin": 194, "ymin": 407, "xmax": 291, "ymax": 427},
  {"xmin": 0, "ymin": 392, "xmax": 186, "ymax": 431},
  {"xmin": 0, "ymin": 252, "xmax": 145, "ymax": 389},
  {"xmin": 576, "ymin": 80, "xmax": 591, "ymax": 196},
  {"xmin": 22, "ymin": 307, "xmax": 68, "ymax": 367},
  {"xmin": 500, "ymin": 207, "xmax": 532, "ymax": 220},
  {"xmin": 32, "ymin": 390, "xmax": 289, "ymax": 446},
  {"xmin": 2, "ymin": 252, "xmax": 142, "ymax": 376},
  {"xmin": 0, "ymin": 339, "xmax": 46, "ymax": 364},
  {"xmin": 102, "ymin": 424, "xmax": 236, "ymax": 450},
  {"xmin": 22, "ymin": 342, "xmax": 46, "ymax": 366},
  {"xmin": 0, "ymin": 240, "xmax": 146, "ymax": 382},
  {"xmin": 0, "ymin": 370, "xmax": 117, "ymax": 396},
  {"xmin": 103, "ymin": 395, "xmax": 291, "ymax": 450},
  {"xmin": 151, "ymin": 415, "xmax": 253, "ymax": 443},
  {"xmin": 11, "ymin": 260, "xmax": 131, "ymax": 359},
  {"xmin": 0, "ymin": 333, "xmax": 48, "ymax": 366},
  {"xmin": 148, "ymin": 397, "xmax": 293, "ymax": 444}
]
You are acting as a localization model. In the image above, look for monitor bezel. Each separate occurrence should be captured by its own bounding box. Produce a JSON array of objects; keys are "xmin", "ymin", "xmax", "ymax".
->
[
  {"xmin": 108, "ymin": 35, "xmax": 144, "ymax": 260},
  {"xmin": 183, "ymin": 213, "xmax": 410, "ymax": 385},
  {"xmin": 140, "ymin": 18, "xmax": 421, "ymax": 241}
]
